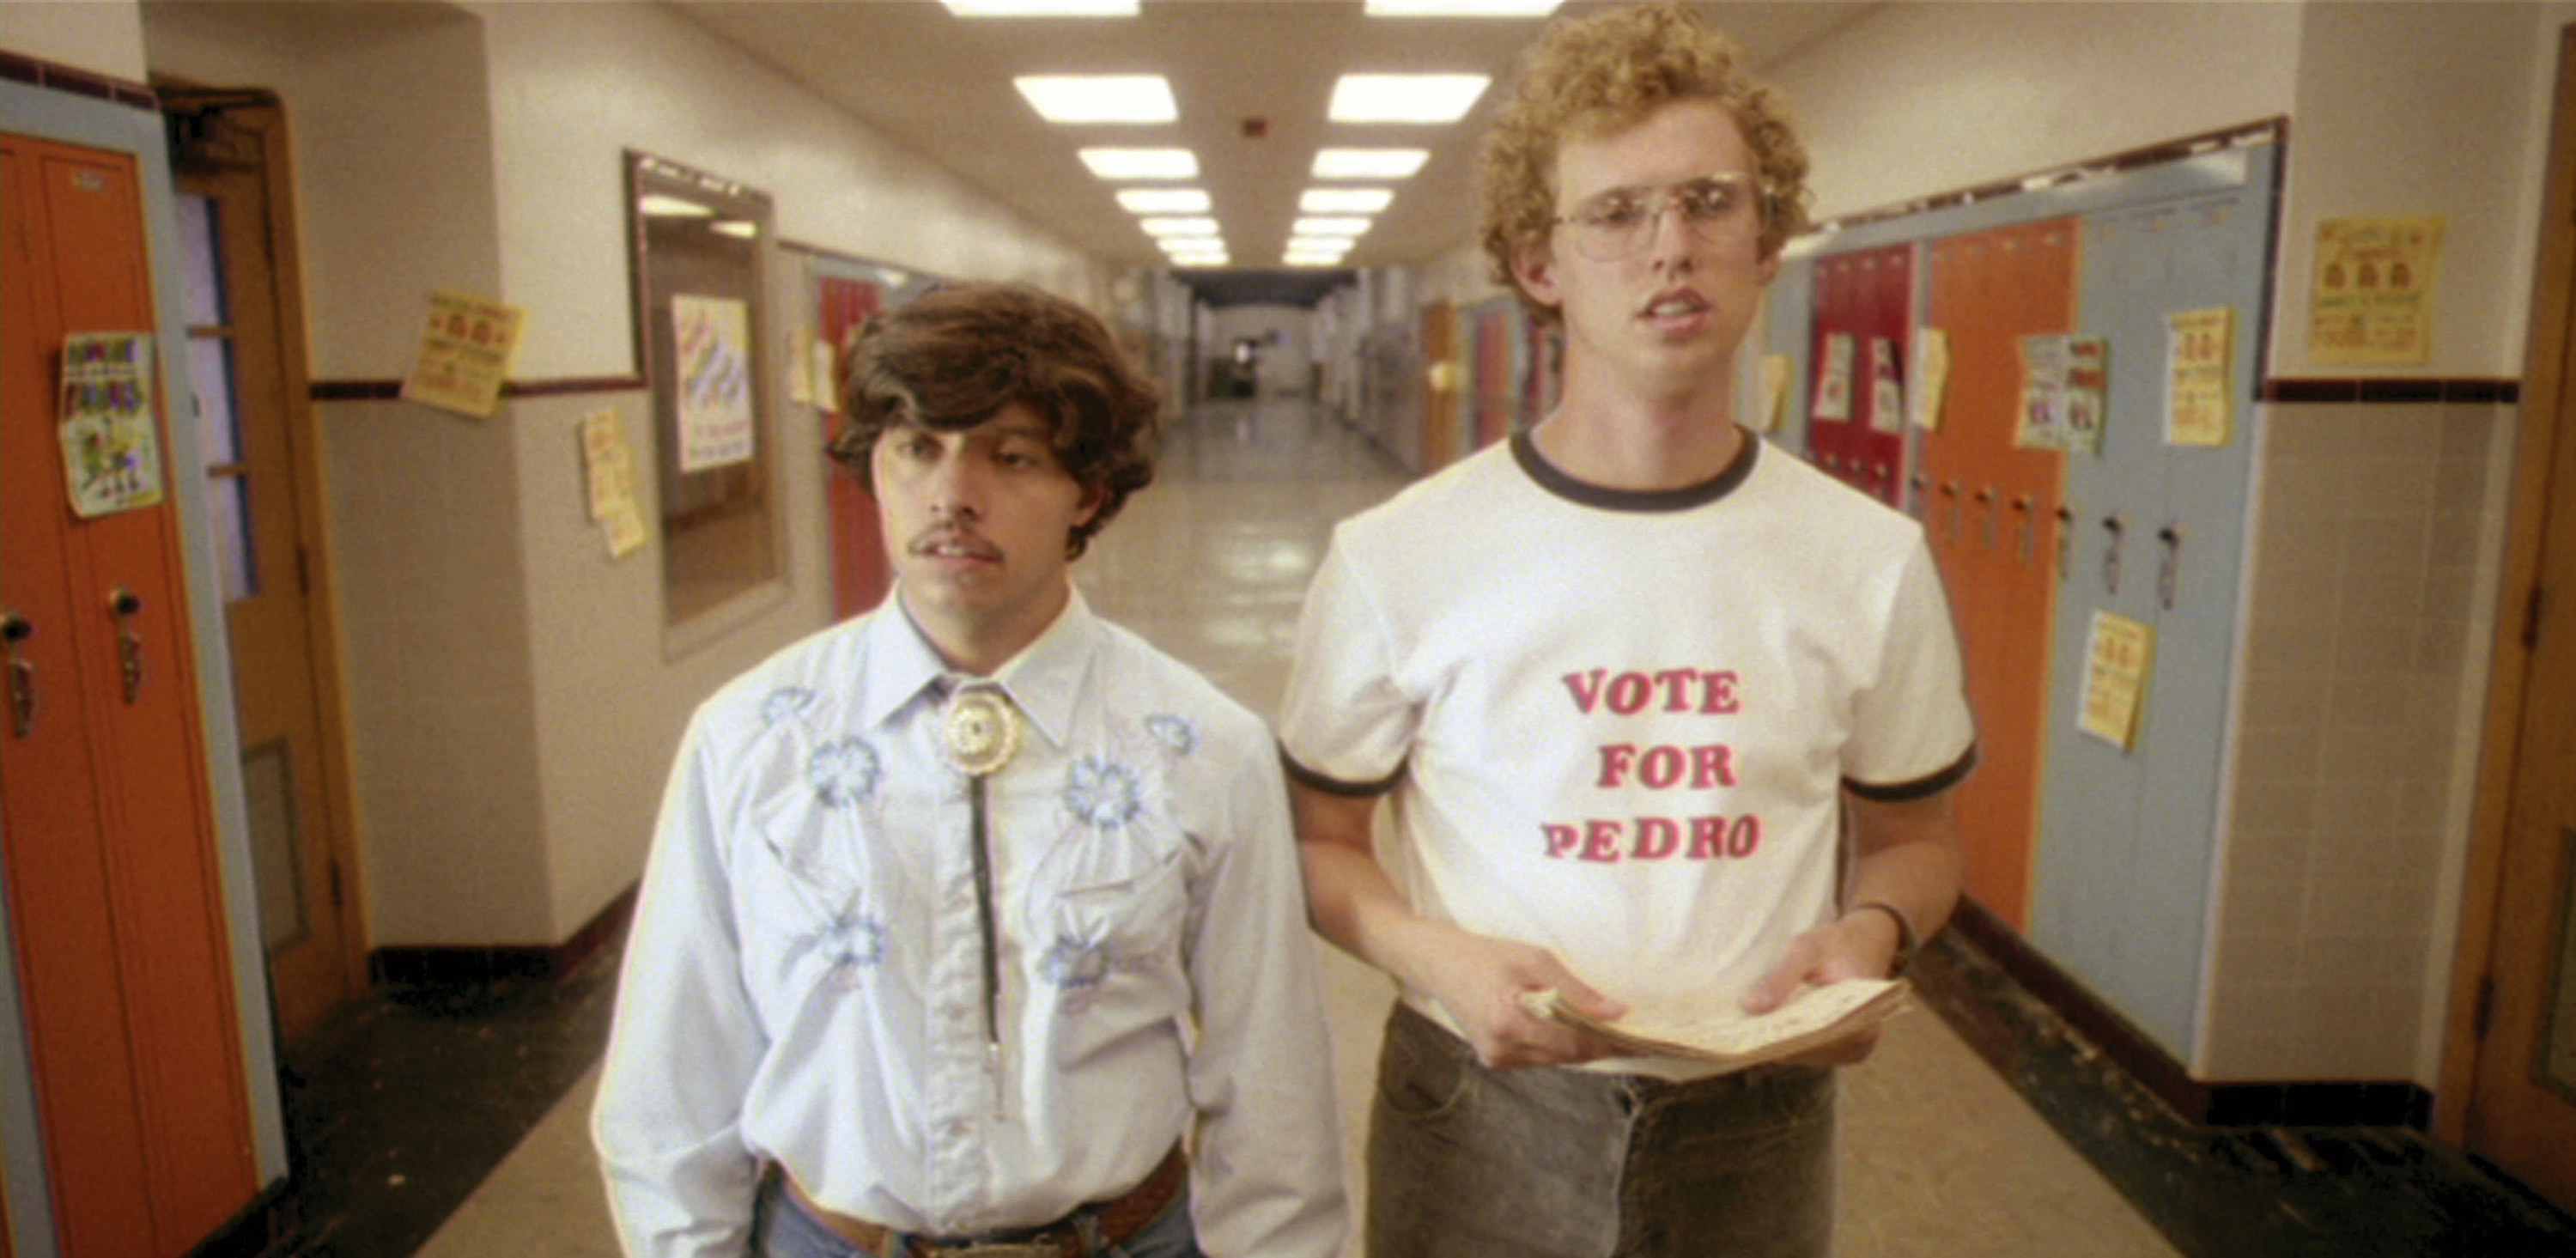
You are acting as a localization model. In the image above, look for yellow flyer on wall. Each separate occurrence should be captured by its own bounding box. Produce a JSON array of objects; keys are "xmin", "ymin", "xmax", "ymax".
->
[
  {"xmin": 2165, "ymin": 307, "xmax": 2234, "ymax": 447},
  {"xmin": 2311, "ymin": 216, "xmax": 2443, "ymax": 365},
  {"xmin": 2079, "ymin": 611, "xmax": 2154, "ymax": 751},
  {"xmin": 403, "ymin": 289, "xmax": 526, "ymax": 418},
  {"xmin": 1910, "ymin": 328, "xmax": 1950, "ymax": 432},
  {"xmin": 58, "ymin": 331, "xmax": 166, "ymax": 518}
]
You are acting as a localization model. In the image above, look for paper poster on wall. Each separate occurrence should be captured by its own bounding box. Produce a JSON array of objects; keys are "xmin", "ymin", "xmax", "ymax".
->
[
  {"xmin": 812, "ymin": 336, "xmax": 841, "ymax": 415},
  {"xmin": 1755, "ymin": 354, "xmax": 1790, "ymax": 433},
  {"xmin": 2015, "ymin": 335, "xmax": 2107, "ymax": 455},
  {"xmin": 788, "ymin": 327, "xmax": 817, "ymax": 406},
  {"xmin": 2079, "ymin": 610, "xmax": 2154, "ymax": 751},
  {"xmin": 1809, "ymin": 332, "xmax": 1854, "ymax": 422},
  {"xmin": 1909, "ymin": 329, "xmax": 1950, "ymax": 432},
  {"xmin": 1867, "ymin": 337, "xmax": 1905, "ymax": 435},
  {"xmin": 58, "ymin": 331, "xmax": 165, "ymax": 518},
  {"xmin": 2165, "ymin": 307, "xmax": 2235, "ymax": 447},
  {"xmin": 403, "ymin": 289, "xmax": 526, "ymax": 419},
  {"xmin": 2311, "ymin": 216, "xmax": 2444, "ymax": 365},
  {"xmin": 578, "ymin": 409, "xmax": 647, "ymax": 559},
  {"xmin": 674, "ymin": 295, "xmax": 756, "ymax": 471}
]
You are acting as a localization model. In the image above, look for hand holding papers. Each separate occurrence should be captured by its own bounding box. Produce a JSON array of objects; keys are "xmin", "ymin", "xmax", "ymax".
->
[{"xmin": 1520, "ymin": 977, "xmax": 1911, "ymax": 1073}]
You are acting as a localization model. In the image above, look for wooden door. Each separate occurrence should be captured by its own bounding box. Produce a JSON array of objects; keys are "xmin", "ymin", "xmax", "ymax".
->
[
  {"xmin": 2461, "ymin": 29, "xmax": 2576, "ymax": 1204},
  {"xmin": 1421, "ymin": 301, "xmax": 1461, "ymax": 470},
  {"xmin": 818, "ymin": 276, "xmax": 887, "ymax": 620},
  {"xmin": 2, "ymin": 133, "xmax": 258, "ymax": 1257},
  {"xmin": 170, "ymin": 95, "xmax": 366, "ymax": 1046},
  {"xmin": 1920, "ymin": 220, "xmax": 2076, "ymax": 931}
]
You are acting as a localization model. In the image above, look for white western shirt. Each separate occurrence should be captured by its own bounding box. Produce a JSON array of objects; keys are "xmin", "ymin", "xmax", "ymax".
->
[{"xmin": 595, "ymin": 592, "xmax": 1346, "ymax": 1257}]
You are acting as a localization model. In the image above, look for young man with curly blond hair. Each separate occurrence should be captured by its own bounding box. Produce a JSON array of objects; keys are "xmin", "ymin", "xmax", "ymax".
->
[
  {"xmin": 1279, "ymin": 6, "xmax": 1977, "ymax": 1255},
  {"xmin": 597, "ymin": 283, "xmax": 1346, "ymax": 1258}
]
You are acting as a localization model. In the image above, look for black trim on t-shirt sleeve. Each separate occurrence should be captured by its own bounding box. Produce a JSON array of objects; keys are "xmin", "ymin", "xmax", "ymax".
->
[
  {"xmin": 1844, "ymin": 744, "xmax": 1979, "ymax": 802},
  {"xmin": 1510, "ymin": 425, "xmax": 1759, "ymax": 513},
  {"xmin": 1279, "ymin": 746, "xmax": 1406, "ymax": 798}
]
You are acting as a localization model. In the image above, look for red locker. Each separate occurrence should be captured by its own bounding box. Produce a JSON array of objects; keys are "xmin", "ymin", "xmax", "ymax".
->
[{"xmin": 1, "ymin": 134, "xmax": 258, "ymax": 1257}]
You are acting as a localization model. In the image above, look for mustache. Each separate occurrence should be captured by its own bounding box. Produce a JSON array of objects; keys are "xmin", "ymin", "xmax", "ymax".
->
[{"xmin": 908, "ymin": 526, "xmax": 1002, "ymax": 560}]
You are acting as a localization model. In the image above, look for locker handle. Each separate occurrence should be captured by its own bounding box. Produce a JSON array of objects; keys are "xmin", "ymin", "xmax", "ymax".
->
[
  {"xmin": 1974, "ymin": 486, "xmax": 1997, "ymax": 552},
  {"xmin": 2101, "ymin": 516, "xmax": 2125, "ymax": 597},
  {"xmin": 2014, "ymin": 495, "xmax": 2037, "ymax": 566},
  {"xmin": 3, "ymin": 611, "xmax": 33, "ymax": 738},
  {"xmin": 1941, "ymin": 481, "xmax": 1963, "ymax": 543},
  {"xmin": 1907, "ymin": 474, "xmax": 1929, "ymax": 521},
  {"xmin": 108, "ymin": 587, "xmax": 144, "ymax": 705},
  {"xmin": 2054, "ymin": 506, "xmax": 2074, "ymax": 581},
  {"xmin": 2157, "ymin": 525, "xmax": 2183, "ymax": 611}
]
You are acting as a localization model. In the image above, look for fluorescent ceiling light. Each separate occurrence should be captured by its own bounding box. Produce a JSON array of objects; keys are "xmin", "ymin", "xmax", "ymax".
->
[
  {"xmin": 1284, "ymin": 253, "xmax": 1347, "ymax": 268},
  {"xmin": 708, "ymin": 220, "xmax": 759, "ymax": 239},
  {"xmin": 944, "ymin": 0, "xmax": 1139, "ymax": 15},
  {"xmin": 1302, "ymin": 187, "xmax": 1394, "ymax": 214},
  {"xmin": 1364, "ymin": 0, "xmax": 1561, "ymax": 15},
  {"xmin": 1080, "ymin": 148, "xmax": 1200, "ymax": 179},
  {"xmin": 1289, "ymin": 235, "xmax": 1359, "ymax": 253},
  {"xmin": 1313, "ymin": 148, "xmax": 1430, "ymax": 179},
  {"xmin": 1016, "ymin": 75, "xmax": 1176, "ymax": 124},
  {"xmin": 638, "ymin": 193, "xmax": 714, "ymax": 218},
  {"xmin": 1293, "ymin": 217, "xmax": 1373, "ymax": 238},
  {"xmin": 1117, "ymin": 188, "xmax": 1212, "ymax": 214},
  {"xmin": 1140, "ymin": 216, "xmax": 1221, "ymax": 237},
  {"xmin": 1329, "ymin": 74, "xmax": 1490, "ymax": 124}
]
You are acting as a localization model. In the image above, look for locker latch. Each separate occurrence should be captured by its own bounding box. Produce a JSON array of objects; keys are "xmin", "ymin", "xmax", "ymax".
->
[
  {"xmin": 2102, "ymin": 515, "xmax": 2125, "ymax": 596},
  {"xmin": 2157, "ymin": 524, "xmax": 2183, "ymax": 611},
  {"xmin": 2, "ymin": 611, "xmax": 33, "ymax": 738},
  {"xmin": 108, "ymin": 587, "xmax": 145, "ymax": 704}
]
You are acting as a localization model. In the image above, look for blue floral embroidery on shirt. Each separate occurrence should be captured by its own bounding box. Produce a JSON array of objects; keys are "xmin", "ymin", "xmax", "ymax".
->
[
  {"xmin": 821, "ymin": 911, "xmax": 887, "ymax": 974},
  {"xmin": 1040, "ymin": 935, "xmax": 1112, "ymax": 988},
  {"xmin": 1143, "ymin": 714, "xmax": 1198, "ymax": 757},
  {"xmin": 809, "ymin": 738, "xmax": 881, "ymax": 808},
  {"xmin": 761, "ymin": 686, "xmax": 817, "ymax": 726},
  {"xmin": 1063, "ymin": 757, "xmax": 1143, "ymax": 829}
]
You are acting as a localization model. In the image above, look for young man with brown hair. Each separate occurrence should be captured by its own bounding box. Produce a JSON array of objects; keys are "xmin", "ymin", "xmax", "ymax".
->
[
  {"xmin": 597, "ymin": 283, "xmax": 1346, "ymax": 1258},
  {"xmin": 1279, "ymin": 6, "xmax": 1977, "ymax": 1255}
]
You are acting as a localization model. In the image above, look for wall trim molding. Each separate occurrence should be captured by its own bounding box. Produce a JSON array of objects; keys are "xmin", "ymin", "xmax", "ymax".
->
[
  {"xmin": 367, "ymin": 885, "xmax": 636, "ymax": 989},
  {"xmin": 308, "ymin": 375, "xmax": 645, "ymax": 403},
  {"xmin": 0, "ymin": 49, "xmax": 159, "ymax": 112},
  {"xmin": 2259, "ymin": 377, "xmax": 2520, "ymax": 404}
]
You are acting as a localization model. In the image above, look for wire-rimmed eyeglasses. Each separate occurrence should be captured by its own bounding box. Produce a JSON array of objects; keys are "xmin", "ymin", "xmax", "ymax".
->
[{"xmin": 1552, "ymin": 172, "xmax": 1766, "ymax": 262}]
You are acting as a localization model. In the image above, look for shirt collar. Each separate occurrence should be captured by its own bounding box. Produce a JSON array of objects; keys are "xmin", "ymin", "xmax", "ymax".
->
[{"xmin": 857, "ymin": 586, "xmax": 1099, "ymax": 753}]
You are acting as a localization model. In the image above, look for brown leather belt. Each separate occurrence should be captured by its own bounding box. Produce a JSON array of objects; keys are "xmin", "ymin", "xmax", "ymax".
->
[{"xmin": 777, "ymin": 1144, "xmax": 1188, "ymax": 1258}]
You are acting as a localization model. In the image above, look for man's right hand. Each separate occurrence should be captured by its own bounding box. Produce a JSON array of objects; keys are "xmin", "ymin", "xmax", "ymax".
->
[{"xmin": 1406, "ymin": 923, "xmax": 1628, "ymax": 1069}]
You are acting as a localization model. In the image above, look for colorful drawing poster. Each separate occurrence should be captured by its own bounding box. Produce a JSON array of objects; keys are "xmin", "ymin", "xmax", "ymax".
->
[
  {"xmin": 2079, "ymin": 610, "xmax": 2154, "ymax": 751},
  {"xmin": 2015, "ymin": 335, "xmax": 2105, "ymax": 454},
  {"xmin": 674, "ymin": 295, "xmax": 756, "ymax": 471},
  {"xmin": 2311, "ymin": 216, "xmax": 2444, "ymax": 365},
  {"xmin": 1910, "ymin": 329, "xmax": 1951, "ymax": 432},
  {"xmin": 1810, "ymin": 332, "xmax": 1854, "ymax": 422},
  {"xmin": 58, "ymin": 331, "xmax": 164, "ymax": 518},
  {"xmin": 1755, "ymin": 354, "xmax": 1790, "ymax": 433},
  {"xmin": 2166, "ymin": 307, "xmax": 2235, "ymax": 447},
  {"xmin": 1867, "ymin": 337, "xmax": 1905, "ymax": 435},
  {"xmin": 403, "ymin": 290, "xmax": 525, "ymax": 418}
]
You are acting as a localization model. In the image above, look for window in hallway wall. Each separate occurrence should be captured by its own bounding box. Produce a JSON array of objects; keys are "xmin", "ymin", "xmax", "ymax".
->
[{"xmin": 626, "ymin": 150, "xmax": 785, "ymax": 632}]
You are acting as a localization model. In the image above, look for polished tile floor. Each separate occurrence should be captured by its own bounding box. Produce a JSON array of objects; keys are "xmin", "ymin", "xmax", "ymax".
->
[{"xmin": 278, "ymin": 398, "xmax": 2576, "ymax": 1258}]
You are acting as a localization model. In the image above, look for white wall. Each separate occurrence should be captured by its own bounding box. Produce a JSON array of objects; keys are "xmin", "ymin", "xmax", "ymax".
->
[{"xmin": 0, "ymin": 0, "xmax": 147, "ymax": 80}]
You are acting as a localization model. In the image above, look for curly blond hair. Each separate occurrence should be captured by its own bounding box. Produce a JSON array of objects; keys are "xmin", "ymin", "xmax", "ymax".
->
[{"xmin": 1478, "ymin": 2, "xmax": 1811, "ymax": 325}]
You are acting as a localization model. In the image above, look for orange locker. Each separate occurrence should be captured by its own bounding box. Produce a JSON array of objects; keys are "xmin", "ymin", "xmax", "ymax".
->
[
  {"xmin": 1918, "ymin": 218, "xmax": 2078, "ymax": 931},
  {"xmin": 1, "ymin": 134, "xmax": 258, "ymax": 1257}
]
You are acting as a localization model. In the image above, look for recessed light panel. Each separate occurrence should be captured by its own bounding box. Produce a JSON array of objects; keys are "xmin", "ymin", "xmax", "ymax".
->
[
  {"xmin": 1016, "ymin": 75, "xmax": 1177, "ymax": 124},
  {"xmin": 638, "ymin": 194, "xmax": 714, "ymax": 218},
  {"xmin": 1080, "ymin": 149, "xmax": 1200, "ymax": 179},
  {"xmin": 1302, "ymin": 188, "xmax": 1395, "ymax": 214},
  {"xmin": 1328, "ymin": 74, "xmax": 1490, "ymax": 124},
  {"xmin": 1140, "ymin": 216, "xmax": 1222, "ymax": 238},
  {"xmin": 1288, "ymin": 234, "xmax": 1359, "ymax": 253},
  {"xmin": 1293, "ymin": 217, "xmax": 1373, "ymax": 238},
  {"xmin": 1117, "ymin": 188, "xmax": 1213, "ymax": 214},
  {"xmin": 1313, "ymin": 149, "xmax": 1430, "ymax": 179}
]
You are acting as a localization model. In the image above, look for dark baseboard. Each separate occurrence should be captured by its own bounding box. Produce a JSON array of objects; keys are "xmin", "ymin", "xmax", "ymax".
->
[
  {"xmin": 184, "ymin": 1176, "xmax": 295, "ymax": 1258},
  {"xmin": 367, "ymin": 884, "xmax": 636, "ymax": 989},
  {"xmin": 1942, "ymin": 896, "xmax": 2432, "ymax": 1130}
]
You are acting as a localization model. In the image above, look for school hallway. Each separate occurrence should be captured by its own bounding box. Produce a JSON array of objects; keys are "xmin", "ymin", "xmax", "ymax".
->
[{"xmin": 262, "ymin": 398, "xmax": 2576, "ymax": 1258}]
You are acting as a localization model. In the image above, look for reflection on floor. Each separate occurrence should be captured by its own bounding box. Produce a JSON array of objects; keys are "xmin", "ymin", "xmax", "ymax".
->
[{"xmin": 270, "ymin": 399, "xmax": 2576, "ymax": 1258}]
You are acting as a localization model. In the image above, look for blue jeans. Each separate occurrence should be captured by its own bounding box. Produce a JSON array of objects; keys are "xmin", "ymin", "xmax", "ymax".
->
[
  {"xmin": 750, "ymin": 1174, "xmax": 1205, "ymax": 1258},
  {"xmin": 1367, "ymin": 1003, "xmax": 1836, "ymax": 1258}
]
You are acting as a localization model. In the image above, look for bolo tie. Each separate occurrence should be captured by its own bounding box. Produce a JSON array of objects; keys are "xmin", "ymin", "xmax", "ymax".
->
[{"xmin": 940, "ymin": 680, "xmax": 1022, "ymax": 1098}]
